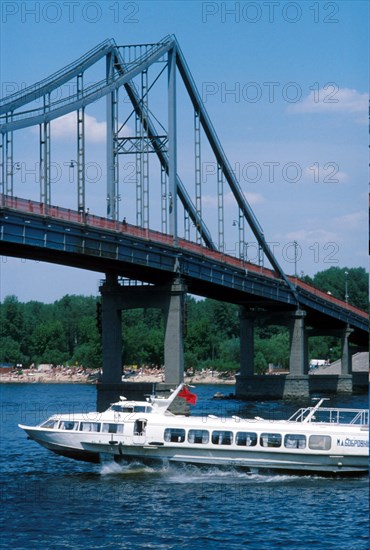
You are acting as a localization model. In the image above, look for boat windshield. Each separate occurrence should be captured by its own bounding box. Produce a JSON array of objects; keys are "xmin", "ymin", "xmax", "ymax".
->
[{"xmin": 109, "ymin": 404, "xmax": 152, "ymax": 413}]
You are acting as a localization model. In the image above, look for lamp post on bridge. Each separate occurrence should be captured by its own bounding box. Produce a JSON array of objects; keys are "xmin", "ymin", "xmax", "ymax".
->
[
  {"xmin": 344, "ymin": 270, "xmax": 349, "ymax": 303},
  {"xmin": 232, "ymin": 219, "xmax": 250, "ymax": 263},
  {"xmin": 3, "ymin": 162, "xmax": 21, "ymax": 201},
  {"xmin": 294, "ymin": 240, "xmax": 298, "ymax": 277},
  {"xmin": 8, "ymin": 161, "xmax": 21, "ymax": 174},
  {"xmin": 69, "ymin": 159, "xmax": 89, "ymax": 220}
]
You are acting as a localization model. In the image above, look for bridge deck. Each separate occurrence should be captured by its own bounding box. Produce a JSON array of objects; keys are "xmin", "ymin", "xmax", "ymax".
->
[{"xmin": 0, "ymin": 196, "xmax": 368, "ymax": 337}]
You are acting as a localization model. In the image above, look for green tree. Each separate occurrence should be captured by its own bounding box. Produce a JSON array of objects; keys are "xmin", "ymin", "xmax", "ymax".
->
[
  {"xmin": 255, "ymin": 351, "xmax": 268, "ymax": 374},
  {"xmin": 304, "ymin": 267, "xmax": 368, "ymax": 311},
  {"xmin": 185, "ymin": 316, "xmax": 214, "ymax": 363},
  {"xmin": 72, "ymin": 316, "xmax": 102, "ymax": 369},
  {"xmin": 0, "ymin": 295, "xmax": 24, "ymax": 342},
  {"xmin": 72, "ymin": 342, "xmax": 101, "ymax": 369},
  {"xmin": 121, "ymin": 309, "xmax": 164, "ymax": 366},
  {"xmin": 0, "ymin": 336, "xmax": 26, "ymax": 364},
  {"xmin": 255, "ymin": 329, "xmax": 290, "ymax": 370},
  {"xmin": 31, "ymin": 320, "xmax": 68, "ymax": 364}
]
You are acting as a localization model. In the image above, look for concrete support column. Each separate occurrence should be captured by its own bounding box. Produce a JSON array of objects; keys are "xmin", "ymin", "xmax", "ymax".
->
[
  {"xmin": 163, "ymin": 278, "xmax": 185, "ymax": 385},
  {"xmin": 97, "ymin": 276, "xmax": 186, "ymax": 409},
  {"xmin": 101, "ymin": 274, "xmax": 122, "ymax": 384},
  {"xmin": 239, "ymin": 308, "xmax": 255, "ymax": 377},
  {"xmin": 289, "ymin": 310, "xmax": 308, "ymax": 375},
  {"xmin": 341, "ymin": 325, "xmax": 354, "ymax": 375}
]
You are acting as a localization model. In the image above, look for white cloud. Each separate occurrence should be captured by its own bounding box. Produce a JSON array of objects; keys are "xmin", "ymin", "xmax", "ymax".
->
[
  {"xmin": 51, "ymin": 112, "xmax": 106, "ymax": 143},
  {"xmin": 288, "ymin": 88, "xmax": 368, "ymax": 123},
  {"xmin": 244, "ymin": 191, "xmax": 265, "ymax": 205},
  {"xmin": 334, "ymin": 211, "xmax": 366, "ymax": 229},
  {"xmin": 303, "ymin": 166, "xmax": 349, "ymax": 183}
]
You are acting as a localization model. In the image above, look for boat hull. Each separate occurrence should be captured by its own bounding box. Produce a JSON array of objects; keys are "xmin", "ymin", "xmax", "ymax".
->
[
  {"xmin": 114, "ymin": 455, "xmax": 368, "ymax": 477},
  {"xmin": 20, "ymin": 425, "xmax": 100, "ymax": 463},
  {"xmin": 86, "ymin": 442, "xmax": 368, "ymax": 476},
  {"xmin": 22, "ymin": 426, "xmax": 366, "ymax": 475}
]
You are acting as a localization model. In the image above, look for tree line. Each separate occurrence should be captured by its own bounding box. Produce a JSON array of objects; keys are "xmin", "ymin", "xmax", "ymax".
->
[{"xmin": 0, "ymin": 267, "xmax": 367, "ymax": 373}]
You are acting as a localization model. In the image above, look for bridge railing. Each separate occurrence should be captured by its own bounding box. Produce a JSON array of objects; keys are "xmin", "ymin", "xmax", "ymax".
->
[
  {"xmin": 1, "ymin": 195, "xmax": 279, "ymax": 283},
  {"xmin": 289, "ymin": 276, "xmax": 368, "ymax": 320},
  {"xmin": 1, "ymin": 195, "xmax": 368, "ymax": 321}
]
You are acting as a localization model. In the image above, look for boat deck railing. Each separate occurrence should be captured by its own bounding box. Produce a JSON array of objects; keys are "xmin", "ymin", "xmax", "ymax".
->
[{"xmin": 289, "ymin": 407, "xmax": 369, "ymax": 426}]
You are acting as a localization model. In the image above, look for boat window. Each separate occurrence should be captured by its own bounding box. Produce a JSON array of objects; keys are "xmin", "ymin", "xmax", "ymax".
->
[
  {"xmin": 134, "ymin": 406, "xmax": 151, "ymax": 413},
  {"xmin": 260, "ymin": 433, "xmax": 282, "ymax": 448},
  {"xmin": 111, "ymin": 405, "xmax": 133, "ymax": 413},
  {"xmin": 110, "ymin": 405, "xmax": 152, "ymax": 413},
  {"xmin": 40, "ymin": 419, "xmax": 59, "ymax": 429},
  {"xmin": 164, "ymin": 428, "xmax": 186, "ymax": 443},
  {"xmin": 80, "ymin": 422, "xmax": 101, "ymax": 433},
  {"xmin": 59, "ymin": 421, "xmax": 79, "ymax": 431},
  {"xmin": 284, "ymin": 434, "xmax": 306, "ymax": 449},
  {"xmin": 308, "ymin": 435, "xmax": 331, "ymax": 450},
  {"xmin": 235, "ymin": 432, "xmax": 257, "ymax": 447},
  {"xmin": 102, "ymin": 423, "xmax": 124, "ymax": 434},
  {"xmin": 188, "ymin": 429, "xmax": 209, "ymax": 444},
  {"xmin": 211, "ymin": 430, "xmax": 233, "ymax": 445}
]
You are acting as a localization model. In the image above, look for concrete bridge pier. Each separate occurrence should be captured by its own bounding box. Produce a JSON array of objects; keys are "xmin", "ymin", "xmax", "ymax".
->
[
  {"xmin": 307, "ymin": 325, "xmax": 354, "ymax": 394},
  {"xmin": 97, "ymin": 274, "xmax": 187, "ymax": 411},
  {"xmin": 284, "ymin": 310, "xmax": 310, "ymax": 397},
  {"xmin": 239, "ymin": 309, "xmax": 255, "ymax": 378},
  {"xmin": 100, "ymin": 273, "xmax": 123, "ymax": 386},
  {"xmin": 335, "ymin": 324, "xmax": 354, "ymax": 393},
  {"xmin": 236, "ymin": 307, "xmax": 359, "ymax": 399},
  {"xmin": 236, "ymin": 308, "xmax": 310, "ymax": 399},
  {"xmin": 341, "ymin": 325, "xmax": 354, "ymax": 375}
]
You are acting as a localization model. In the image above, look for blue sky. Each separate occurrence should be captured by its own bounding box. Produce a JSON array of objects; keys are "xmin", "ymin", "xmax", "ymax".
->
[{"xmin": 0, "ymin": 0, "xmax": 368, "ymax": 303}]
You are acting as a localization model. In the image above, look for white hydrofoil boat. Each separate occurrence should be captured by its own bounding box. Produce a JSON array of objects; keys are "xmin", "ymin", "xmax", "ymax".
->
[{"xmin": 19, "ymin": 385, "xmax": 369, "ymax": 476}]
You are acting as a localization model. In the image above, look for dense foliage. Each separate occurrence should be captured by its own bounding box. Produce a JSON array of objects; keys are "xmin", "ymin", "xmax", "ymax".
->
[
  {"xmin": 0, "ymin": 295, "xmax": 101, "ymax": 369},
  {"xmin": 302, "ymin": 267, "xmax": 368, "ymax": 312},
  {"xmin": 0, "ymin": 267, "xmax": 367, "ymax": 372}
]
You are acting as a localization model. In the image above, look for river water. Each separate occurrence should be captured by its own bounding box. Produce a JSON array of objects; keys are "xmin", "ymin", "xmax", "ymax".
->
[{"xmin": 0, "ymin": 383, "xmax": 368, "ymax": 549}]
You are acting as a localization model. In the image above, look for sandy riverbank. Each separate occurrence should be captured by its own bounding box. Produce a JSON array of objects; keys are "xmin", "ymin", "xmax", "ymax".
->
[
  {"xmin": 0, "ymin": 368, "xmax": 97, "ymax": 384},
  {"xmin": 125, "ymin": 372, "xmax": 236, "ymax": 385},
  {"xmin": 0, "ymin": 368, "xmax": 235, "ymax": 385}
]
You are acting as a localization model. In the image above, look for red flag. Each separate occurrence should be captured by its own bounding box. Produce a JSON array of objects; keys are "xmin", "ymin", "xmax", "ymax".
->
[{"xmin": 178, "ymin": 386, "xmax": 197, "ymax": 405}]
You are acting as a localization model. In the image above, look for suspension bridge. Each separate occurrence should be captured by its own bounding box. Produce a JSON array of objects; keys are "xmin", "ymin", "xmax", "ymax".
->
[{"xmin": 0, "ymin": 36, "xmax": 367, "ymax": 406}]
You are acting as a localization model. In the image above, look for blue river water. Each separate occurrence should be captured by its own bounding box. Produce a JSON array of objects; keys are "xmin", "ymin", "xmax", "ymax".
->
[{"xmin": 0, "ymin": 383, "xmax": 368, "ymax": 549}]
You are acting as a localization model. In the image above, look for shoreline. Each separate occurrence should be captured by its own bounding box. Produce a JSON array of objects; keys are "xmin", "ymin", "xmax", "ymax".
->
[{"xmin": 0, "ymin": 369, "xmax": 235, "ymax": 385}]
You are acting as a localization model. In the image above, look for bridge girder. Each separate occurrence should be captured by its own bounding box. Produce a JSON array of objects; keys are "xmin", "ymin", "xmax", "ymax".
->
[{"xmin": 0, "ymin": 206, "xmax": 367, "ymax": 345}]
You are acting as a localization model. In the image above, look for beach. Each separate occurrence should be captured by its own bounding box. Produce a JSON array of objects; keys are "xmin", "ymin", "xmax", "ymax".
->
[{"xmin": 0, "ymin": 366, "xmax": 235, "ymax": 385}]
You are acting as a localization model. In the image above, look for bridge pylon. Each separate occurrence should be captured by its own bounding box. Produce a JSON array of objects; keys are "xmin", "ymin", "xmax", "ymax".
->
[
  {"xmin": 97, "ymin": 273, "xmax": 186, "ymax": 411},
  {"xmin": 236, "ymin": 309, "xmax": 359, "ymax": 399}
]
